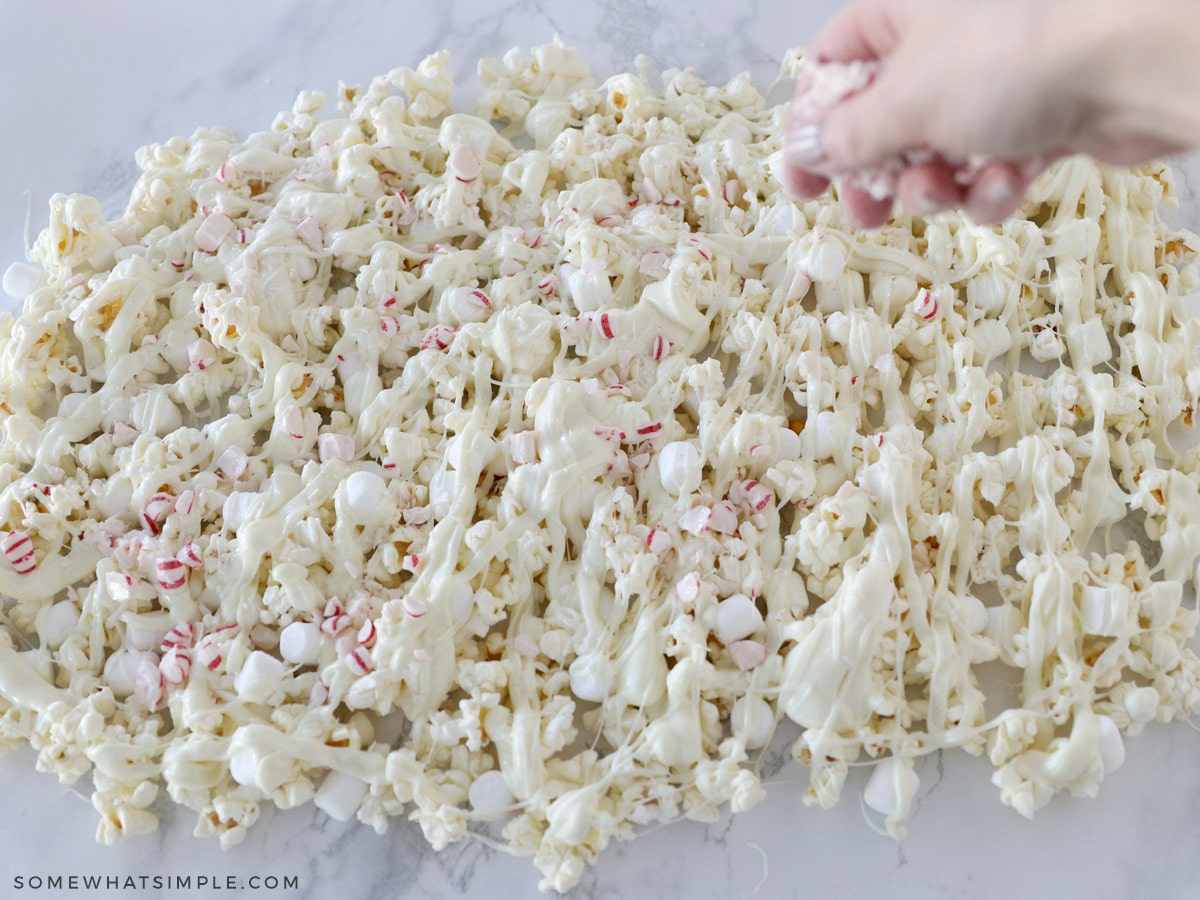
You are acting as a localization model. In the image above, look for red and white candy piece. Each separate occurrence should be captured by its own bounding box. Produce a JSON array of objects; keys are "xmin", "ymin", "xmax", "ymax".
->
[
  {"xmin": 345, "ymin": 646, "xmax": 373, "ymax": 675},
  {"xmin": 195, "ymin": 212, "xmax": 235, "ymax": 253},
  {"xmin": 296, "ymin": 215, "xmax": 324, "ymax": 251},
  {"xmin": 708, "ymin": 501, "xmax": 739, "ymax": 534},
  {"xmin": 133, "ymin": 654, "xmax": 165, "ymax": 709},
  {"xmin": 217, "ymin": 446, "xmax": 249, "ymax": 480},
  {"xmin": 187, "ymin": 338, "xmax": 216, "ymax": 371},
  {"xmin": 677, "ymin": 505, "xmax": 712, "ymax": 535},
  {"xmin": 161, "ymin": 622, "xmax": 195, "ymax": 651},
  {"xmin": 728, "ymin": 639, "xmax": 767, "ymax": 671},
  {"xmin": 740, "ymin": 481, "xmax": 773, "ymax": 512},
  {"xmin": 1, "ymin": 530, "xmax": 37, "ymax": 574},
  {"xmin": 159, "ymin": 647, "xmax": 192, "ymax": 685},
  {"xmin": 318, "ymin": 432, "xmax": 355, "ymax": 463},
  {"xmin": 112, "ymin": 422, "xmax": 139, "ymax": 447},
  {"xmin": 155, "ymin": 557, "xmax": 188, "ymax": 592},
  {"xmin": 419, "ymin": 324, "xmax": 456, "ymax": 351},
  {"xmin": 176, "ymin": 541, "xmax": 204, "ymax": 568},
  {"xmin": 278, "ymin": 404, "xmax": 305, "ymax": 440},
  {"xmin": 448, "ymin": 145, "xmax": 481, "ymax": 183},
  {"xmin": 912, "ymin": 288, "xmax": 938, "ymax": 320},
  {"xmin": 142, "ymin": 493, "xmax": 174, "ymax": 534}
]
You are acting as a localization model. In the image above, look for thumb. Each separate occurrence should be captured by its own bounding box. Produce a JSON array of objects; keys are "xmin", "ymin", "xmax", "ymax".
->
[{"xmin": 815, "ymin": 73, "xmax": 927, "ymax": 172}]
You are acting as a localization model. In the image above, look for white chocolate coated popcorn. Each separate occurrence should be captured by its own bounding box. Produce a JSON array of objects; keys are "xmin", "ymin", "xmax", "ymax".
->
[{"xmin": 0, "ymin": 40, "xmax": 1199, "ymax": 893}]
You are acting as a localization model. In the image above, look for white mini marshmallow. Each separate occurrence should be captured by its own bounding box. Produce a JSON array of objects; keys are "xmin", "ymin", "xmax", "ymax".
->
[
  {"xmin": 229, "ymin": 749, "xmax": 260, "ymax": 788},
  {"xmin": 864, "ymin": 757, "xmax": 920, "ymax": 820},
  {"xmin": 657, "ymin": 441, "xmax": 702, "ymax": 496},
  {"xmin": 1124, "ymin": 686, "xmax": 1159, "ymax": 724},
  {"xmin": 131, "ymin": 391, "xmax": 182, "ymax": 437},
  {"xmin": 343, "ymin": 470, "xmax": 386, "ymax": 520},
  {"xmin": 1097, "ymin": 715, "xmax": 1125, "ymax": 774},
  {"xmin": 806, "ymin": 238, "xmax": 846, "ymax": 283},
  {"xmin": 40, "ymin": 600, "xmax": 79, "ymax": 649},
  {"xmin": 314, "ymin": 770, "xmax": 369, "ymax": 822},
  {"xmin": 810, "ymin": 410, "xmax": 836, "ymax": 460},
  {"xmin": 507, "ymin": 431, "xmax": 539, "ymax": 465},
  {"xmin": 2, "ymin": 261, "xmax": 42, "ymax": 300},
  {"xmin": 104, "ymin": 648, "xmax": 153, "ymax": 697},
  {"xmin": 777, "ymin": 427, "xmax": 802, "ymax": 460},
  {"xmin": 731, "ymin": 696, "xmax": 774, "ymax": 750},
  {"xmin": 568, "ymin": 653, "xmax": 612, "ymax": 703},
  {"xmin": 222, "ymin": 491, "xmax": 258, "ymax": 531},
  {"xmin": 430, "ymin": 468, "xmax": 458, "ymax": 519},
  {"xmin": 468, "ymin": 770, "xmax": 514, "ymax": 819},
  {"xmin": 972, "ymin": 320, "xmax": 1012, "ymax": 365},
  {"xmin": 234, "ymin": 650, "xmax": 287, "ymax": 702},
  {"xmin": 279, "ymin": 621, "xmax": 322, "ymax": 665},
  {"xmin": 1080, "ymin": 584, "xmax": 1129, "ymax": 637},
  {"xmin": 715, "ymin": 594, "xmax": 763, "ymax": 645}
]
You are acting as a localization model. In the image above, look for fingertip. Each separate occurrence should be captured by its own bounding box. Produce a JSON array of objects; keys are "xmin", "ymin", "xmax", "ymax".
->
[
  {"xmin": 964, "ymin": 163, "xmax": 1031, "ymax": 225},
  {"xmin": 897, "ymin": 161, "xmax": 965, "ymax": 218},
  {"xmin": 838, "ymin": 182, "xmax": 894, "ymax": 230},
  {"xmin": 781, "ymin": 166, "xmax": 831, "ymax": 201}
]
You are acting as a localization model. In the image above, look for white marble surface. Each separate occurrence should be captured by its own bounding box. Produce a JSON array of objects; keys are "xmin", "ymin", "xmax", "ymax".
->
[{"xmin": 1, "ymin": 2, "xmax": 1199, "ymax": 898}]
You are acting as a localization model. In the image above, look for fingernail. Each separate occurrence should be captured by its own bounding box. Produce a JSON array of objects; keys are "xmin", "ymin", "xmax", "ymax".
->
[{"xmin": 786, "ymin": 121, "xmax": 825, "ymax": 167}]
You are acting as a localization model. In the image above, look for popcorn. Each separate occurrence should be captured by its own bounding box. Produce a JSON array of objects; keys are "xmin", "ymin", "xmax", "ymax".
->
[{"xmin": 0, "ymin": 39, "xmax": 1197, "ymax": 895}]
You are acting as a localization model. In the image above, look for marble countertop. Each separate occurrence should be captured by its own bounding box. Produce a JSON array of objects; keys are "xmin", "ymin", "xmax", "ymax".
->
[{"xmin": 1, "ymin": 2, "xmax": 1199, "ymax": 898}]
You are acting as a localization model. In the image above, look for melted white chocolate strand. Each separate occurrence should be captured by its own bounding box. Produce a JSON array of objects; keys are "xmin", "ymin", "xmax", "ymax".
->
[{"xmin": 0, "ymin": 40, "xmax": 1198, "ymax": 893}]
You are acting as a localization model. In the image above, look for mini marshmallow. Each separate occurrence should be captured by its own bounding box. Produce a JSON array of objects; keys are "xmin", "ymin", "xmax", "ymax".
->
[
  {"xmin": 657, "ymin": 441, "xmax": 702, "ymax": 496},
  {"xmin": 568, "ymin": 653, "xmax": 612, "ymax": 703},
  {"xmin": 715, "ymin": 594, "xmax": 763, "ymax": 645},
  {"xmin": 40, "ymin": 600, "xmax": 79, "ymax": 649},
  {"xmin": 468, "ymin": 769, "xmax": 515, "ymax": 819},
  {"xmin": 2, "ymin": 261, "xmax": 42, "ymax": 300},
  {"xmin": 864, "ymin": 757, "xmax": 920, "ymax": 820},
  {"xmin": 1097, "ymin": 715, "xmax": 1125, "ymax": 774},
  {"xmin": 1080, "ymin": 584, "xmax": 1130, "ymax": 637},
  {"xmin": 314, "ymin": 770, "xmax": 369, "ymax": 822},
  {"xmin": 234, "ymin": 650, "xmax": 287, "ymax": 702},
  {"xmin": 279, "ymin": 621, "xmax": 322, "ymax": 665},
  {"xmin": 810, "ymin": 410, "xmax": 836, "ymax": 460},
  {"xmin": 343, "ymin": 470, "xmax": 386, "ymax": 520},
  {"xmin": 1124, "ymin": 686, "xmax": 1159, "ymax": 723},
  {"xmin": 731, "ymin": 696, "xmax": 774, "ymax": 750},
  {"xmin": 776, "ymin": 426, "xmax": 802, "ymax": 460},
  {"xmin": 104, "ymin": 648, "xmax": 153, "ymax": 697}
]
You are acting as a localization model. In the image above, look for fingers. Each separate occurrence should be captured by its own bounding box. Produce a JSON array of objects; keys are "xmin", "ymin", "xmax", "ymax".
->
[
  {"xmin": 810, "ymin": 0, "xmax": 902, "ymax": 62},
  {"xmin": 817, "ymin": 74, "xmax": 927, "ymax": 174},
  {"xmin": 964, "ymin": 162, "xmax": 1031, "ymax": 224},
  {"xmin": 837, "ymin": 182, "xmax": 894, "ymax": 230},
  {"xmin": 897, "ymin": 160, "xmax": 964, "ymax": 217},
  {"xmin": 780, "ymin": 164, "xmax": 830, "ymax": 201}
]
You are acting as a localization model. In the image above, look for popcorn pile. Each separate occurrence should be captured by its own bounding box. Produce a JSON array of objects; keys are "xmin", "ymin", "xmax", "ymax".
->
[{"xmin": 0, "ymin": 40, "xmax": 1199, "ymax": 892}]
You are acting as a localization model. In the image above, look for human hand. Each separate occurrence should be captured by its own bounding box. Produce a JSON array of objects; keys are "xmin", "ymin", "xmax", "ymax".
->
[{"xmin": 782, "ymin": 0, "xmax": 1200, "ymax": 228}]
